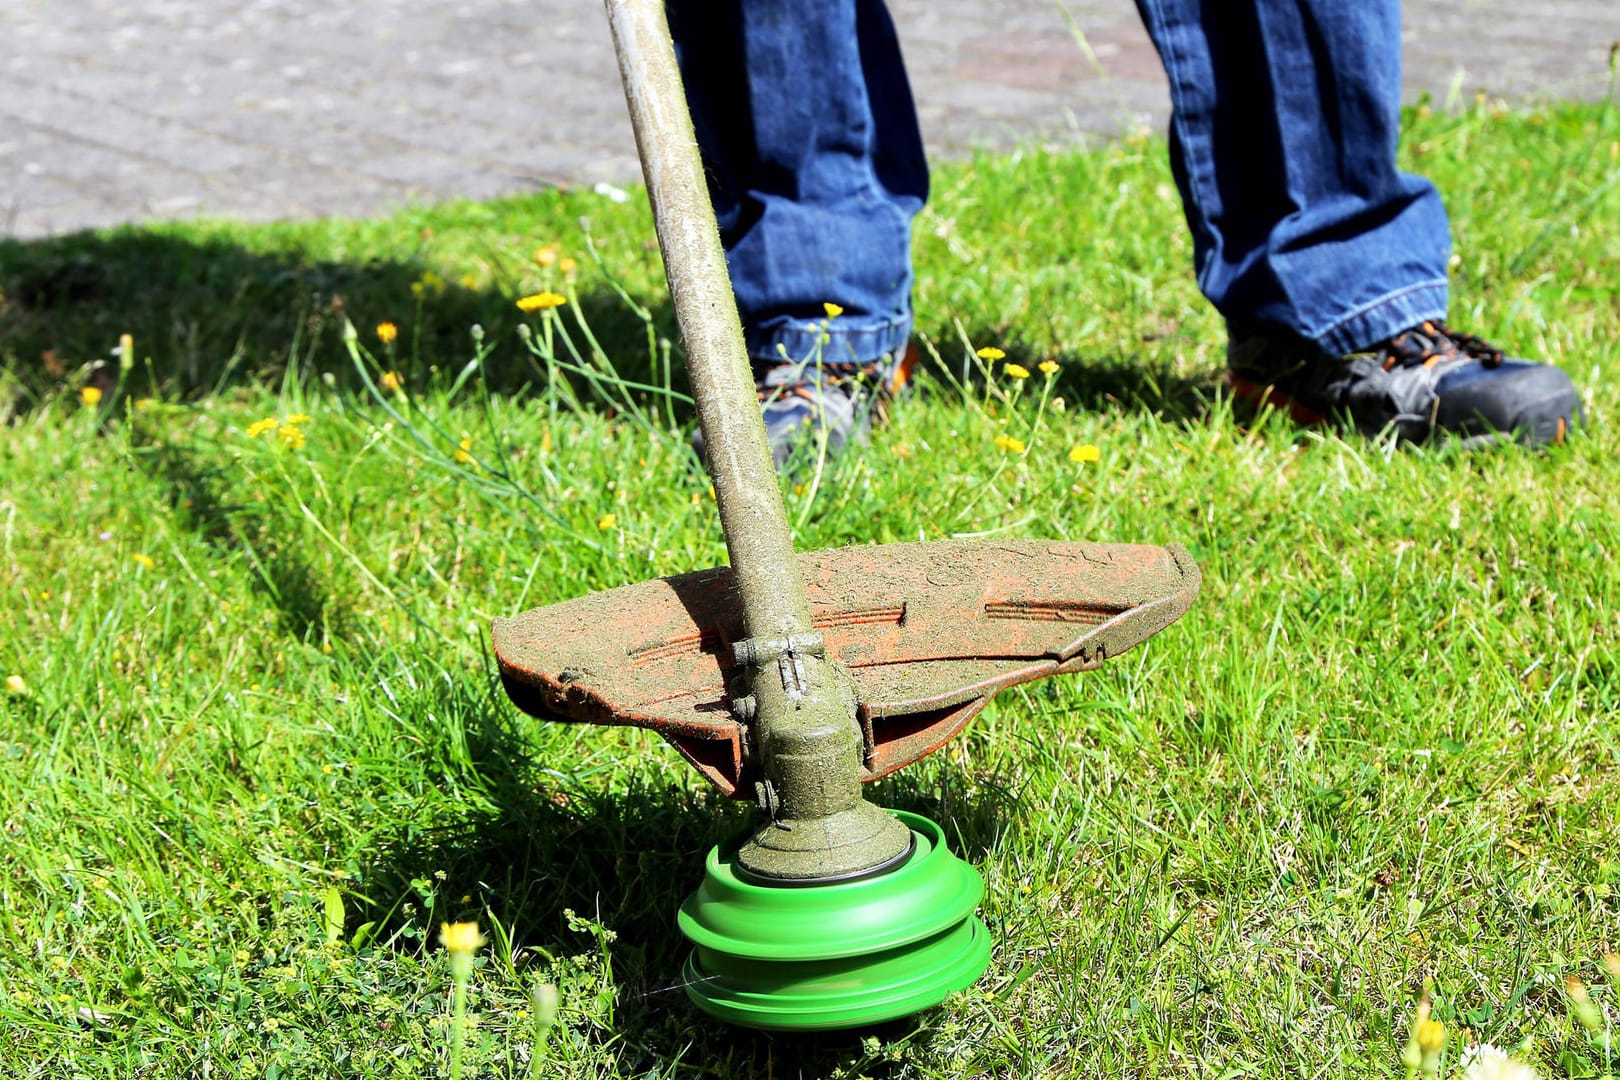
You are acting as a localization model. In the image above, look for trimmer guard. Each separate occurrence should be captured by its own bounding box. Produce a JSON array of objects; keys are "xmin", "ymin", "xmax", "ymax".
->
[{"xmin": 493, "ymin": 539, "xmax": 1199, "ymax": 797}]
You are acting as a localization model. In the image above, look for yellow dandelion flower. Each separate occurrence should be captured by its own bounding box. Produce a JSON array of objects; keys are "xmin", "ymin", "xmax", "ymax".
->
[
  {"xmin": 246, "ymin": 418, "xmax": 280, "ymax": 438},
  {"xmin": 823, "ymin": 302, "xmax": 844, "ymax": 319},
  {"xmin": 993, "ymin": 434, "xmax": 1026, "ymax": 454},
  {"xmin": 976, "ymin": 346, "xmax": 1006, "ymax": 361},
  {"xmin": 1038, "ymin": 360, "xmax": 1059, "ymax": 375},
  {"xmin": 410, "ymin": 282, "xmax": 425, "ymax": 298},
  {"xmin": 376, "ymin": 322, "xmax": 398, "ymax": 345},
  {"xmin": 80, "ymin": 385, "xmax": 103, "ymax": 407},
  {"xmin": 1069, "ymin": 443, "xmax": 1100, "ymax": 463},
  {"xmin": 5, "ymin": 674, "xmax": 25, "ymax": 695},
  {"xmin": 455, "ymin": 436, "xmax": 474, "ymax": 464},
  {"xmin": 380, "ymin": 370, "xmax": 403, "ymax": 392},
  {"xmin": 597, "ymin": 512, "xmax": 618, "ymax": 531},
  {"xmin": 458, "ymin": 273, "xmax": 479, "ymax": 289},
  {"xmin": 439, "ymin": 921, "xmax": 487, "ymax": 956},
  {"xmin": 533, "ymin": 245, "xmax": 559, "ymax": 268},
  {"xmin": 1005, "ymin": 363, "xmax": 1031, "ymax": 379},
  {"xmin": 130, "ymin": 553, "xmax": 155, "ymax": 570},
  {"xmin": 559, "ymin": 257, "xmax": 578, "ymax": 276},
  {"xmin": 283, "ymin": 413, "xmax": 312, "ymax": 426},
  {"xmin": 517, "ymin": 291, "xmax": 567, "ymax": 313},
  {"xmin": 278, "ymin": 425, "xmax": 306, "ymax": 451}
]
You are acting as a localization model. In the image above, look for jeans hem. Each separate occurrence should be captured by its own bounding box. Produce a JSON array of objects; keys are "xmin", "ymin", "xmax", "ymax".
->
[
  {"xmin": 746, "ymin": 314, "xmax": 913, "ymax": 366},
  {"xmin": 1312, "ymin": 280, "xmax": 1449, "ymax": 355}
]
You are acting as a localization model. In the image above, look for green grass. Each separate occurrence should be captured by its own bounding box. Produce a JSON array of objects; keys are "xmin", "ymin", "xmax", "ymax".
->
[{"xmin": 2, "ymin": 98, "xmax": 1619, "ymax": 1078}]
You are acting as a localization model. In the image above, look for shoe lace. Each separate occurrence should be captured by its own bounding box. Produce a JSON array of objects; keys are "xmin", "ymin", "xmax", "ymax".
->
[{"xmin": 1379, "ymin": 320, "xmax": 1505, "ymax": 372}]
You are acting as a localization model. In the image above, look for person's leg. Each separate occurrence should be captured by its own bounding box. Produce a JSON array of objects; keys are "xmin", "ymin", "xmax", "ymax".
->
[
  {"xmin": 1135, "ymin": 0, "xmax": 1582, "ymax": 445},
  {"xmin": 667, "ymin": 0, "xmax": 927, "ymax": 367},
  {"xmin": 1135, "ymin": 0, "xmax": 1446, "ymax": 353}
]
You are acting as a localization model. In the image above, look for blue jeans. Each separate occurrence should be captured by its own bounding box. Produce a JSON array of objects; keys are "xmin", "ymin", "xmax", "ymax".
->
[{"xmin": 669, "ymin": 0, "xmax": 1451, "ymax": 362}]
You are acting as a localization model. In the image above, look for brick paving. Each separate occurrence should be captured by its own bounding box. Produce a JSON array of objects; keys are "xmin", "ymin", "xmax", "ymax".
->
[{"xmin": 2, "ymin": 1, "xmax": 1615, "ymax": 238}]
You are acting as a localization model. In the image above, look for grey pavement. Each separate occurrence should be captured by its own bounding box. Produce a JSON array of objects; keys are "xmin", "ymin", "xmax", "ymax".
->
[{"xmin": 2, "ymin": 1, "xmax": 1615, "ymax": 239}]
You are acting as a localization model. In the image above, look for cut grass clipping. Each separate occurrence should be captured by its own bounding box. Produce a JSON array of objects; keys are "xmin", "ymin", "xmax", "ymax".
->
[{"xmin": 2, "ymin": 100, "xmax": 1618, "ymax": 1078}]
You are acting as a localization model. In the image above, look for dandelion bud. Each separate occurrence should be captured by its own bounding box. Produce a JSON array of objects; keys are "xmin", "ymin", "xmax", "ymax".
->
[
  {"xmin": 532, "ymin": 982, "xmax": 559, "ymax": 1030},
  {"xmin": 119, "ymin": 333, "xmax": 135, "ymax": 372},
  {"xmin": 1566, "ymin": 974, "xmax": 1603, "ymax": 1034},
  {"xmin": 341, "ymin": 318, "xmax": 358, "ymax": 345},
  {"xmin": 516, "ymin": 324, "xmax": 532, "ymax": 342},
  {"xmin": 1603, "ymin": 953, "xmax": 1619, "ymax": 986},
  {"xmin": 470, "ymin": 324, "xmax": 484, "ymax": 343}
]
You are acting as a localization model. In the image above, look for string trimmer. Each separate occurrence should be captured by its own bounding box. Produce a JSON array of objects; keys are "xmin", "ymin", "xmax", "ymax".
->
[{"xmin": 491, "ymin": 0, "xmax": 1200, "ymax": 1031}]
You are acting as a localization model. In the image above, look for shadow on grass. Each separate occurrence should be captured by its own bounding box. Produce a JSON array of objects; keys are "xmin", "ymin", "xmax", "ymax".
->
[
  {"xmin": 0, "ymin": 227, "xmax": 680, "ymax": 406},
  {"xmin": 925, "ymin": 325, "xmax": 1226, "ymax": 425},
  {"xmin": 2, "ymin": 228, "xmax": 1223, "ymax": 432},
  {"xmin": 356, "ymin": 667, "xmax": 1018, "ymax": 1075}
]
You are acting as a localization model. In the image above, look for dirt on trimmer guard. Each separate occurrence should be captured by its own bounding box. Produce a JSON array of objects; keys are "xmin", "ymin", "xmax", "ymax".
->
[
  {"xmin": 494, "ymin": 538, "xmax": 1197, "ymax": 1029},
  {"xmin": 494, "ymin": 538, "xmax": 1199, "ymax": 800}
]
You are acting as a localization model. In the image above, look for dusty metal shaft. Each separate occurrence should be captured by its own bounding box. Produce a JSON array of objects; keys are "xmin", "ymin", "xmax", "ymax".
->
[
  {"xmin": 604, "ymin": 0, "xmax": 909, "ymax": 881},
  {"xmin": 603, "ymin": 0, "xmax": 809, "ymax": 645}
]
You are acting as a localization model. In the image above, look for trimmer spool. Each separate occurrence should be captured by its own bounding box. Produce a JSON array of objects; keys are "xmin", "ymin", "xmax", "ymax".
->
[{"xmin": 489, "ymin": 0, "xmax": 1201, "ymax": 1031}]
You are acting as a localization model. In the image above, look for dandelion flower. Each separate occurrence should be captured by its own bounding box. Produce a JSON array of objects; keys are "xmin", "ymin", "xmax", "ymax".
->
[
  {"xmin": 993, "ymin": 434, "xmax": 1026, "ymax": 454},
  {"xmin": 517, "ymin": 291, "xmax": 567, "ymax": 313},
  {"xmin": 597, "ymin": 512, "xmax": 618, "ymax": 531},
  {"xmin": 559, "ymin": 257, "xmax": 578, "ymax": 276},
  {"xmin": 278, "ymin": 425, "xmax": 306, "ymax": 451},
  {"xmin": 5, "ymin": 674, "xmax": 25, "ymax": 695},
  {"xmin": 1038, "ymin": 360, "xmax": 1060, "ymax": 375},
  {"xmin": 130, "ymin": 553, "xmax": 155, "ymax": 570},
  {"xmin": 376, "ymin": 322, "xmax": 398, "ymax": 345},
  {"xmin": 823, "ymin": 302, "xmax": 844, "ymax": 319},
  {"xmin": 80, "ymin": 386, "xmax": 103, "ymax": 407},
  {"xmin": 1005, "ymin": 363, "xmax": 1030, "ymax": 380},
  {"xmin": 283, "ymin": 413, "xmax": 312, "ymax": 426},
  {"xmin": 439, "ymin": 922, "xmax": 487, "ymax": 956},
  {"xmin": 1069, "ymin": 444, "xmax": 1100, "ymax": 463},
  {"xmin": 455, "ymin": 436, "xmax": 474, "ymax": 464},
  {"xmin": 380, "ymin": 370, "xmax": 403, "ymax": 392},
  {"xmin": 246, "ymin": 418, "xmax": 280, "ymax": 438},
  {"xmin": 976, "ymin": 346, "xmax": 1005, "ymax": 361},
  {"xmin": 1459, "ymin": 1044, "xmax": 1538, "ymax": 1080},
  {"xmin": 533, "ymin": 245, "xmax": 560, "ymax": 268}
]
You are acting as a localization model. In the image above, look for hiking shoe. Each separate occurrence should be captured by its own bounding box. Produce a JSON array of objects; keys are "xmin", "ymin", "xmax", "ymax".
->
[
  {"xmin": 727, "ymin": 342, "xmax": 917, "ymax": 470},
  {"xmin": 1227, "ymin": 321, "xmax": 1583, "ymax": 448}
]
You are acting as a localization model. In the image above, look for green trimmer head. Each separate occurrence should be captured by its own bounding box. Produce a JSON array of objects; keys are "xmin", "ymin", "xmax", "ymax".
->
[
  {"xmin": 678, "ymin": 812, "xmax": 991, "ymax": 1030},
  {"xmin": 489, "ymin": 0, "xmax": 1198, "ymax": 1031}
]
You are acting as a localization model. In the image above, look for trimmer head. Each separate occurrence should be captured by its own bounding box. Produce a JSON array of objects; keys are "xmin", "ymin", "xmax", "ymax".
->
[
  {"xmin": 678, "ymin": 811, "xmax": 991, "ymax": 1030},
  {"xmin": 494, "ymin": 539, "xmax": 1199, "ymax": 797}
]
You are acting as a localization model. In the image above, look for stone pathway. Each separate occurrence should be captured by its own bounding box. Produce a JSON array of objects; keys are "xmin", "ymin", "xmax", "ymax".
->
[{"xmin": 2, "ymin": 0, "xmax": 1614, "ymax": 238}]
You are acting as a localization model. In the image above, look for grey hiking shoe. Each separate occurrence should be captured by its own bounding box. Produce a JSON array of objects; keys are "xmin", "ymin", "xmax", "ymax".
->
[
  {"xmin": 719, "ymin": 343, "xmax": 917, "ymax": 470},
  {"xmin": 1228, "ymin": 321, "xmax": 1583, "ymax": 448}
]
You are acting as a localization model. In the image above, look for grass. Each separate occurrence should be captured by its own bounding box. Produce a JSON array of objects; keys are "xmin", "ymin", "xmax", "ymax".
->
[{"xmin": 2, "ymin": 97, "xmax": 1618, "ymax": 1078}]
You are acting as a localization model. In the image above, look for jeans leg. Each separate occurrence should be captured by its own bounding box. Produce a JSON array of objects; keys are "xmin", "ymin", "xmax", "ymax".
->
[
  {"xmin": 1135, "ymin": 0, "xmax": 1451, "ymax": 355},
  {"xmin": 668, "ymin": 0, "xmax": 928, "ymax": 365}
]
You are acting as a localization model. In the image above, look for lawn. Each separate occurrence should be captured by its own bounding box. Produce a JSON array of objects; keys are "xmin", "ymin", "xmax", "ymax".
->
[{"xmin": 1, "ymin": 98, "xmax": 1617, "ymax": 1079}]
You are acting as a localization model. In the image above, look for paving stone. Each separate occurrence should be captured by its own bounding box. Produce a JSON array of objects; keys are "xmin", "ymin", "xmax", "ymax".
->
[{"xmin": 0, "ymin": 0, "xmax": 1613, "ymax": 238}]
